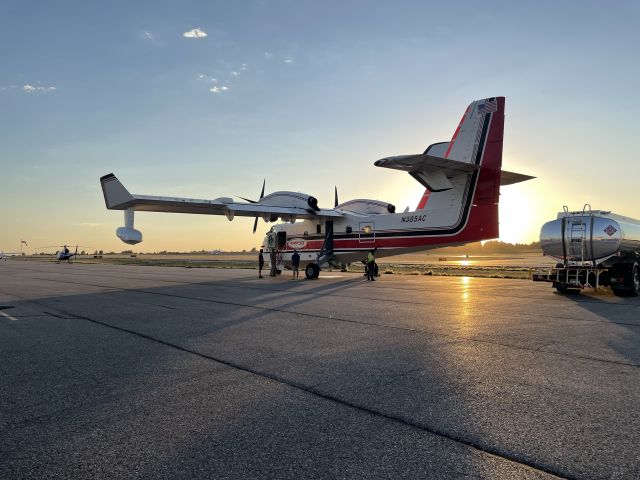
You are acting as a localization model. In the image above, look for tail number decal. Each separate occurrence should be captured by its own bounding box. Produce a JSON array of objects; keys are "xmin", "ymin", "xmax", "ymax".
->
[{"xmin": 402, "ymin": 215, "xmax": 427, "ymax": 223}]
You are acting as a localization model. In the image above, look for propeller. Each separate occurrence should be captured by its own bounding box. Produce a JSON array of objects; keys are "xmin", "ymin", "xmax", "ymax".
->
[
  {"xmin": 249, "ymin": 180, "xmax": 266, "ymax": 234},
  {"xmin": 334, "ymin": 186, "xmax": 339, "ymax": 208}
]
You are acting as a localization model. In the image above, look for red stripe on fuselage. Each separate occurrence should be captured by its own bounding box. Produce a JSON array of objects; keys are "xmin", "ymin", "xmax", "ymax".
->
[
  {"xmin": 443, "ymin": 106, "xmax": 470, "ymax": 159},
  {"xmin": 280, "ymin": 98, "xmax": 504, "ymax": 256},
  {"xmin": 416, "ymin": 189, "xmax": 431, "ymax": 210}
]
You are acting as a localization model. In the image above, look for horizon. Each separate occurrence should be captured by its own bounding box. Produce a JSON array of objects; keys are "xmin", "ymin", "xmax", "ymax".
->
[{"xmin": 2, "ymin": 1, "xmax": 639, "ymax": 252}]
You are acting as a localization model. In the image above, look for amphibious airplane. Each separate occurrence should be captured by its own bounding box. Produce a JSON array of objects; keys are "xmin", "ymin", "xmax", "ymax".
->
[{"xmin": 101, "ymin": 96, "xmax": 533, "ymax": 279}]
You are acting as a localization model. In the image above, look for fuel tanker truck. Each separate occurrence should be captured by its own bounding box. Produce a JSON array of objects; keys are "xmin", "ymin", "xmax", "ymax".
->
[{"xmin": 534, "ymin": 205, "xmax": 640, "ymax": 296}]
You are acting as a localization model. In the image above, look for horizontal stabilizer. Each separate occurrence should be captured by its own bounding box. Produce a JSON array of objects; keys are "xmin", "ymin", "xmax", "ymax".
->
[
  {"xmin": 500, "ymin": 170, "xmax": 535, "ymax": 185},
  {"xmin": 375, "ymin": 154, "xmax": 478, "ymax": 175},
  {"xmin": 375, "ymin": 154, "xmax": 478, "ymax": 192},
  {"xmin": 375, "ymin": 154, "xmax": 535, "ymax": 189}
]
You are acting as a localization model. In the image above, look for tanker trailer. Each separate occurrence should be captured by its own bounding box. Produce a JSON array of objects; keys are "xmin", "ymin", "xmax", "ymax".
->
[{"xmin": 534, "ymin": 206, "xmax": 640, "ymax": 296}]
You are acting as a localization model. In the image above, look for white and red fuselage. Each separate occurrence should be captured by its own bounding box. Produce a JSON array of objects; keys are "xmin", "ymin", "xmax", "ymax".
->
[
  {"xmin": 263, "ymin": 96, "xmax": 506, "ymax": 270},
  {"xmin": 101, "ymin": 96, "xmax": 531, "ymax": 277}
]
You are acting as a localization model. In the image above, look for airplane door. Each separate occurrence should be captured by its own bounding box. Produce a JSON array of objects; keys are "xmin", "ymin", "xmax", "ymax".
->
[
  {"xmin": 277, "ymin": 231, "xmax": 287, "ymax": 250},
  {"xmin": 359, "ymin": 222, "xmax": 375, "ymax": 244}
]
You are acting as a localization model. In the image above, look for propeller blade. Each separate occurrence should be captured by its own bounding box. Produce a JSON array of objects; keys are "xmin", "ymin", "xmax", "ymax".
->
[
  {"xmin": 334, "ymin": 186, "xmax": 339, "ymax": 208},
  {"xmin": 250, "ymin": 180, "xmax": 265, "ymax": 234},
  {"xmin": 240, "ymin": 180, "xmax": 266, "ymax": 204}
]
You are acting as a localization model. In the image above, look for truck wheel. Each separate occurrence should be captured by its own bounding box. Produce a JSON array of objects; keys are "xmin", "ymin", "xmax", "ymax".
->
[
  {"xmin": 555, "ymin": 285, "xmax": 580, "ymax": 294},
  {"xmin": 632, "ymin": 263, "xmax": 640, "ymax": 296},
  {"xmin": 613, "ymin": 262, "xmax": 640, "ymax": 297},
  {"xmin": 305, "ymin": 263, "xmax": 320, "ymax": 280}
]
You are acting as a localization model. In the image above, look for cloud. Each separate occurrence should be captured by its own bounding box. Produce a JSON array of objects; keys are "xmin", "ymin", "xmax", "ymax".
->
[
  {"xmin": 142, "ymin": 30, "xmax": 154, "ymax": 41},
  {"xmin": 198, "ymin": 74, "xmax": 218, "ymax": 83},
  {"xmin": 284, "ymin": 58, "xmax": 295, "ymax": 64},
  {"xmin": 230, "ymin": 71, "xmax": 240, "ymax": 77},
  {"xmin": 209, "ymin": 86, "xmax": 229, "ymax": 94},
  {"xmin": 264, "ymin": 52, "xmax": 273, "ymax": 59},
  {"xmin": 22, "ymin": 84, "xmax": 56, "ymax": 93},
  {"xmin": 183, "ymin": 28, "xmax": 207, "ymax": 39}
]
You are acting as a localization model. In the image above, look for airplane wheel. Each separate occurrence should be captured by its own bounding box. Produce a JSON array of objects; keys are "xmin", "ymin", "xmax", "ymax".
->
[{"xmin": 305, "ymin": 263, "xmax": 320, "ymax": 280}]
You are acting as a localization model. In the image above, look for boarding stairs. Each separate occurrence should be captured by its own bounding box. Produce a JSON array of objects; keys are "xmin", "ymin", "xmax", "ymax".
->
[{"xmin": 316, "ymin": 220, "xmax": 336, "ymax": 267}]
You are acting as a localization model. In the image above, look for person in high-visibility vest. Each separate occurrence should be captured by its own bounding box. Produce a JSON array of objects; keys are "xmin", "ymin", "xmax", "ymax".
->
[{"xmin": 367, "ymin": 249, "xmax": 376, "ymax": 281}]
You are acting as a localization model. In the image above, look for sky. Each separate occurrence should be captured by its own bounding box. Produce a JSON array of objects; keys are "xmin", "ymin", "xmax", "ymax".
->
[{"xmin": 1, "ymin": 0, "xmax": 639, "ymax": 253}]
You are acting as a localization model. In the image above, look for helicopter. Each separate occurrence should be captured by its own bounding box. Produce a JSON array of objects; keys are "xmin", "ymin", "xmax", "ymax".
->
[{"xmin": 36, "ymin": 245, "xmax": 88, "ymax": 263}]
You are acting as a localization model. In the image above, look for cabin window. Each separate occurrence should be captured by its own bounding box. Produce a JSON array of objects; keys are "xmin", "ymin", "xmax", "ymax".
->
[
  {"xmin": 303, "ymin": 231, "xmax": 308, "ymax": 237},
  {"xmin": 346, "ymin": 226, "xmax": 352, "ymax": 234},
  {"xmin": 362, "ymin": 225, "xmax": 371, "ymax": 234},
  {"xmin": 316, "ymin": 224, "xmax": 322, "ymax": 234}
]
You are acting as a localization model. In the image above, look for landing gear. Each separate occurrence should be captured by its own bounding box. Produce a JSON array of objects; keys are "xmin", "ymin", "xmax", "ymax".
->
[{"xmin": 305, "ymin": 263, "xmax": 320, "ymax": 280}]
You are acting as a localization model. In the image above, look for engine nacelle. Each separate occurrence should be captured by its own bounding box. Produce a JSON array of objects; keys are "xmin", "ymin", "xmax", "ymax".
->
[
  {"xmin": 336, "ymin": 199, "xmax": 396, "ymax": 215},
  {"xmin": 116, "ymin": 227, "xmax": 143, "ymax": 245},
  {"xmin": 259, "ymin": 191, "xmax": 320, "ymax": 212}
]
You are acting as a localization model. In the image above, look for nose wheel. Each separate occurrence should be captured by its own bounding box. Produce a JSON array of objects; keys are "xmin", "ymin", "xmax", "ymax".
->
[{"xmin": 305, "ymin": 263, "xmax": 320, "ymax": 279}]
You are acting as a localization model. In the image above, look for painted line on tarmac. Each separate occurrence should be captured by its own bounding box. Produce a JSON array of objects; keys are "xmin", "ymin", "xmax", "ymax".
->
[{"xmin": 0, "ymin": 310, "xmax": 18, "ymax": 321}]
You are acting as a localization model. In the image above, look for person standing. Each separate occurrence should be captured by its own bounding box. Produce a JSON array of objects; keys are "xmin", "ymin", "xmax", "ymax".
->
[
  {"xmin": 258, "ymin": 249, "xmax": 264, "ymax": 278},
  {"xmin": 291, "ymin": 250, "xmax": 301, "ymax": 279},
  {"xmin": 367, "ymin": 249, "xmax": 376, "ymax": 281}
]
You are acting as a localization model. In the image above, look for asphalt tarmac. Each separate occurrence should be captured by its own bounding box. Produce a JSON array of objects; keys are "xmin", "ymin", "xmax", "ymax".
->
[{"xmin": 1, "ymin": 262, "xmax": 639, "ymax": 479}]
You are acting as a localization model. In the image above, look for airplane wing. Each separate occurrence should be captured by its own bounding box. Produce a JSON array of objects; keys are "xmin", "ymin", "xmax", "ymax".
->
[{"xmin": 100, "ymin": 174, "xmax": 342, "ymax": 219}]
